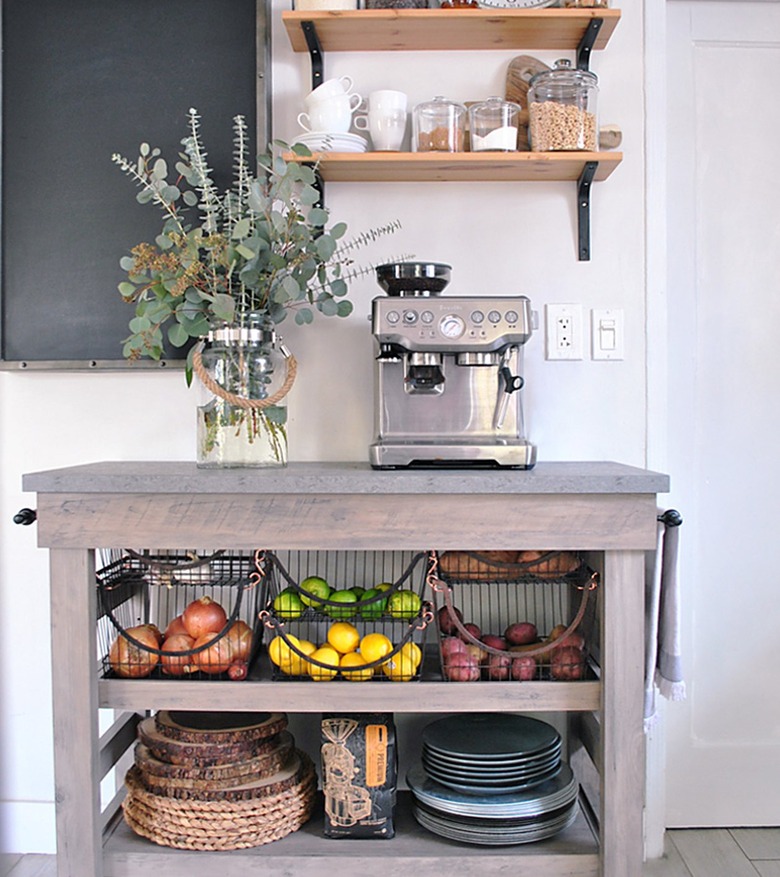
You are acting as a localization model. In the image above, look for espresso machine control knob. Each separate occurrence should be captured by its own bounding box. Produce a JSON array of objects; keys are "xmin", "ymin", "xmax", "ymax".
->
[
  {"xmin": 403, "ymin": 310, "xmax": 419, "ymax": 325},
  {"xmin": 440, "ymin": 314, "xmax": 466, "ymax": 339}
]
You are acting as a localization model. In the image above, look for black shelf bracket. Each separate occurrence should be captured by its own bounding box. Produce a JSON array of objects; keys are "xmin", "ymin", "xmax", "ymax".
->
[
  {"xmin": 577, "ymin": 161, "xmax": 598, "ymax": 262},
  {"xmin": 577, "ymin": 17, "xmax": 603, "ymax": 71},
  {"xmin": 301, "ymin": 20, "xmax": 324, "ymax": 91}
]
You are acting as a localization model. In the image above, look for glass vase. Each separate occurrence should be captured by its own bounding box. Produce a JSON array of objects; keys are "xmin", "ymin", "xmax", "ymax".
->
[{"xmin": 195, "ymin": 316, "xmax": 292, "ymax": 469}]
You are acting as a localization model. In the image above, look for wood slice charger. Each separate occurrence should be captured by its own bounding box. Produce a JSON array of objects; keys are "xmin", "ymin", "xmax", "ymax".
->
[{"xmin": 123, "ymin": 710, "xmax": 317, "ymax": 850}]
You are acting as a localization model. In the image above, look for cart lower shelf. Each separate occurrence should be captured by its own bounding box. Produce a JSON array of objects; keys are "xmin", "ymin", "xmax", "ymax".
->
[{"xmin": 103, "ymin": 790, "xmax": 599, "ymax": 876}]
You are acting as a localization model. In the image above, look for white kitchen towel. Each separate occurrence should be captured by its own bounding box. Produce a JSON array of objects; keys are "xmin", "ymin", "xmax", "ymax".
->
[{"xmin": 644, "ymin": 512, "xmax": 686, "ymax": 731}]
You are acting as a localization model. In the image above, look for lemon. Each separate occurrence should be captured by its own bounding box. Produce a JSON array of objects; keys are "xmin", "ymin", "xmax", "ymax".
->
[
  {"xmin": 308, "ymin": 645, "xmax": 340, "ymax": 681},
  {"xmin": 400, "ymin": 641, "xmax": 423, "ymax": 670},
  {"xmin": 268, "ymin": 633, "xmax": 300, "ymax": 667},
  {"xmin": 382, "ymin": 641, "xmax": 422, "ymax": 681},
  {"xmin": 286, "ymin": 639, "xmax": 316, "ymax": 675},
  {"xmin": 327, "ymin": 621, "xmax": 361, "ymax": 654},
  {"xmin": 359, "ymin": 632, "xmax": 393, "ymax": 666},
  {"xmin": 339, "ymin": 651, "xmax": 374, "ymax": 682}
]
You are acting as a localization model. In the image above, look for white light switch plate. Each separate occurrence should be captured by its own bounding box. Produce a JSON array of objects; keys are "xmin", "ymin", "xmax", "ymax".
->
[{"xmin": 591, "ymin": 308, "xmax": 624, "ymax": 360}]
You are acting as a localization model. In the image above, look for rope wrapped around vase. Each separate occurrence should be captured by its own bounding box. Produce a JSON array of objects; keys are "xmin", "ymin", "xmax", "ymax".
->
[{"xmin": 191, "ymin": 339, "xmax": 297, "ymax": 410}]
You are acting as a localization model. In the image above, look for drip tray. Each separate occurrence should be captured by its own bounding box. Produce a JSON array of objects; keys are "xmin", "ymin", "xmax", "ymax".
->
[{"xmin": 369, "ymin": 440, "xmax": 536, "ymax": 470}]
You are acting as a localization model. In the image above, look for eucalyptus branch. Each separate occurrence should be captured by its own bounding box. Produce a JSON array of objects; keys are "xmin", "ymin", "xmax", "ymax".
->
[{"xmin": 111, "ymin": 153, "xmax": 185, "ymax": 234}]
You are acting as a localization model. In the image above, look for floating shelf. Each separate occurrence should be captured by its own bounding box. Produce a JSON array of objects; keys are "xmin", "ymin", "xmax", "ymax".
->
[
  {"xmin": 286, "ymin": 150, "xmax": 622, "ymax": 184},
  {"xmin": 282, "ymin": 8, "xmax": 621, "ymax": 54}
]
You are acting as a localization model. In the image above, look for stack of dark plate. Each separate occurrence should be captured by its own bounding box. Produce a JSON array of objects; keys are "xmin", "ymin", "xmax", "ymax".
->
[{"xmin": 408, "ymin": 713, "xmax": 579, "ymax": 845}]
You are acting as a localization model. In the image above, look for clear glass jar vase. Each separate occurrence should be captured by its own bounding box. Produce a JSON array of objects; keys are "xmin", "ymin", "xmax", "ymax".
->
[
  {"xmin": 528, "ymin": 59, "xmax": 599, "ymax": 152},
  {"xmin": 194, "ymin": 316, "xmax": 294, "ymax": 469}
]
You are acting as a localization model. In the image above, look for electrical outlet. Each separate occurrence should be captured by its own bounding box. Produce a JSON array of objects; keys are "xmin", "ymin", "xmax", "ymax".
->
[{"xmin": 545, "ymin": 304, "xmax": 583, "ymax": 360}]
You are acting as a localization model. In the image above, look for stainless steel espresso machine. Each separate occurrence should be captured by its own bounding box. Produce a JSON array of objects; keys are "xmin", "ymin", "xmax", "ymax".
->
[{"xmin": 369, "ymin": 262, "xmax": 536, "ymax": 469}]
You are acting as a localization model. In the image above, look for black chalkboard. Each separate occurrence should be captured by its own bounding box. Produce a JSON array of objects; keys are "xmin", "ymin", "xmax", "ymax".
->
[{"xmin": 1, "ymin": 0, "xmax": 261, "ymax": 368}]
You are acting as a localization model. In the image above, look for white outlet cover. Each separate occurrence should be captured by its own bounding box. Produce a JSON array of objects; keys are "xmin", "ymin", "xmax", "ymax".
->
[
  {"xmin": 545, "ymin": 303, "xmax": 583, "ymax": 361},
  {"xmin": 591, "ymin": 308, "xmax": 625, "ymax": 360}
]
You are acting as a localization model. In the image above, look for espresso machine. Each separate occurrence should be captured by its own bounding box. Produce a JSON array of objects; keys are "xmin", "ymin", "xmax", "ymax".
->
[{"xmin": 369, "ymin": 262, "xmax": 536, "ymax": 469}]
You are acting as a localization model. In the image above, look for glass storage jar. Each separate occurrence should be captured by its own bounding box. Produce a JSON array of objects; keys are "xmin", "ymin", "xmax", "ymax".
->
[
  {"xmin": 412, "ymin": 96, "xmax": 466, "ymax": 152},
  {"xmin": 527, "ymin": 59, "xmax": 599, "ymax": 152},
  {"xmin": 468, "ymin": 96, "xmax": 521, "ymax": 152}
]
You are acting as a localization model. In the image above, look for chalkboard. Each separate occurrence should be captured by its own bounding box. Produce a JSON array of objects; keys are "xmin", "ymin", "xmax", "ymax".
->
[{"xmin": 1, "ymin": 0, "xmax": 263, "ymax": 368}]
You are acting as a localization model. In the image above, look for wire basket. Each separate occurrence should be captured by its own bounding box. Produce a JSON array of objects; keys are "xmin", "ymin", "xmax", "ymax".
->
[
  {"xmin": 258, "ymin": 550, "xmax": 432, "ymax": 682},
  {"xmin": 97, "ymin": 550, "xmax": 264, "ymax": 680},
  {"xmin": 429, "ymin": 550, "xmax": 598, "ymax": 682}
]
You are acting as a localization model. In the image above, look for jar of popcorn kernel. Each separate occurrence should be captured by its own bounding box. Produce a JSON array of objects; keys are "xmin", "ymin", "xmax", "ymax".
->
[
  {"xmin": 412, "ymin": 96, "xmax": 466, "ymax": 153},
  {"xmin": 528, "ymin": 59, "xmax": 599, "ymax": 152}
]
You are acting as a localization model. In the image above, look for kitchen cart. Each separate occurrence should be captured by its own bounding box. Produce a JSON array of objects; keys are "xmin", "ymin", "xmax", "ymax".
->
[{"xmin": 22, "ymin": 460, "xmax": 668, "ymax": 877}]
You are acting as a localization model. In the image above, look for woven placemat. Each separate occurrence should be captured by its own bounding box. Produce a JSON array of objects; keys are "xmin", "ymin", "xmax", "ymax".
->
[{"xmin": 122, "ymin": 750, "xmax": 317, "ymax": 851}]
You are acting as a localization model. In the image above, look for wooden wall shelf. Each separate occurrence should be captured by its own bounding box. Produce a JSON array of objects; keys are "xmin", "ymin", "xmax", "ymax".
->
[{"xmin": 282, "ymin": 8, "xmax": 621, "ymax": 54}]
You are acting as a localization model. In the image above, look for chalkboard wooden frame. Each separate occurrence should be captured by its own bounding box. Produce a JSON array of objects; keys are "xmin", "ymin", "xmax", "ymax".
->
[{"xmin": 0, "ymin": 0, "xmax": 269, "ymax": 370}]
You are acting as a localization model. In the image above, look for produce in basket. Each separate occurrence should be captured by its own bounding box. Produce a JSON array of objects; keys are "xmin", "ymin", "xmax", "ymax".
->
[
  {"xmin": 182, "ymin": 596, "xmax": 228, "ymax": 640},
  {"xmin": 109, "ymin": 624, "xmax": 162, "ymax": 678}
]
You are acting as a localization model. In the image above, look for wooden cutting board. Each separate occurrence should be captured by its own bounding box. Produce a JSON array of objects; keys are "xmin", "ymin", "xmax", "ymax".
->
[
  {"xmin": 154, "ymin": 710, "xmax": 287, "ymax": 745},
  {"xmin": 505, "ymin": 55, "xmax": 550, "ymax": 150}
]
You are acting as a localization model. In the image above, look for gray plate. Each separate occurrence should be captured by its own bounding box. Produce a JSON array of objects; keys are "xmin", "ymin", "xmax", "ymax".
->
[
  {"xmin": 424, "ymin": 762, "xmax": 562, "ymax": 795},
  {"xmin": 422, "ymin": 749, "xmax": 561, "ymax": 779},
  {"xmin": 422, "ymin": 714, "xmax": 561, "ymax": 760},
  {"xmin": 422, "ymin": 738, "xmax": 562, "ymax": 770},
  {"xmin": 407, "ymin": 761, "xmax": 578, "ymax": 819}
]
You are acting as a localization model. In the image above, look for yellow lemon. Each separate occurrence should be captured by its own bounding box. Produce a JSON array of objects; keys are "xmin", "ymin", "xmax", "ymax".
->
[
  {"xmin": 308, "ymin": 645, "xmax": 340, "ymax": 681},
  {"xmin": 359, "ymin": 632, "xmax": 393, "ymax": 666},
  {"xmin": 381, "ymin": 656, "xmax": 415, "ymax": 682},
  {"xmin": 400, "ymin": 641, "xmax": 423, "ymax": 671},
  {"xmin": 339, "ymin": 651, "xmax": 374, "ymax": 682},
  {"xmin": 327, "ymin": 621, "xmax": 361, "ymax": 654},
  {"xmin": 268, "ymin": 633, "xmax": 300, "ymax": 667},
  {"xmin": 286, "ymin": 639, "xmax": 316, "ymax": 676}
]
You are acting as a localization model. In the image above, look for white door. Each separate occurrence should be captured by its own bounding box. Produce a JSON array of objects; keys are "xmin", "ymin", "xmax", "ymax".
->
[{"xmin": 665, "ymin": 0, "xmax": 780, "ymax": 826}]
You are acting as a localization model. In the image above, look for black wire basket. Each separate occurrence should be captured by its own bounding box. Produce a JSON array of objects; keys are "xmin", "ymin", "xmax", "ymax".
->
[
  {"xmin": 258, "ymin": 550, "xmax": 432, "ymax": 682},
  {"xmin": 429, "ymin": 550, "xmax": 599, "ymax": 682},
  {"xmin": 96, "ymin": 550, "xmax": 264, "ymax": 680}
]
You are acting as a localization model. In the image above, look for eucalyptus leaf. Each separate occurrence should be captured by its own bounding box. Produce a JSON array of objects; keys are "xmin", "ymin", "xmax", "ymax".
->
[
  {"xmin": 129, "ymin": 316, "xmax": 151, "ymax": 333},
  {"xmin": 263, "ymin": 405, "xmax": 287, "ymax": 424},
  {"xmin": 315, "ymin": 234, "xmax": 337, "ymax": 261},
  {"xmin": 118, "ymin": 281, "xmax": 137, "ymax": 298},
  {"xmin": 330, "ymin": 278, "xmax": 348, "ymax": 297},
  {"xmin": 295, "ymin": 308, "xmax": 314, "ymax": 325},
  {"xmin": 235, "ymin": 243, "xmax": 256, "ymax": 260},
  {"xmin": 211, "ymin": 293, "xmax": 235, "ymax": 322},
  {"xmin": 156, "ymin": 234, "xmax": 174, "ymax": 251},
  {"xmin": 140, "ymin": 143, "xmax": 150, "ymax": 157},
  {"xmin": 120, "ymin": 256, "xmax": 136, "ymax": 272},
  {"xmin": 308, "ymin": 207, "xmax": 329, "ymax": 227},
  {"xmin": 336, "ymin": 300, "xmax": 354, "ymax": 317},
  {"xmin": 152, "ymin": 158, "xmax": 168, "ymax": 180},
  {"xmin": 232, "ymin": 217, "xmax": 251, "ymax": 239},
  {"xmin": 318, "ymin": 296, "xmax": 339, "ymax": 317},
  {"xmin": 168, "ymin": 322, "xmax": 189, "ymax": 347},
  {"xmin": 161, "ymin": 185, "xmax": 181, "ymax": 202}
]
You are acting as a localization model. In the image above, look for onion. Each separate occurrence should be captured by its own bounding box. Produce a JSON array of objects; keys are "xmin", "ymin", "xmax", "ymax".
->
[
  {"xmin": 225, "ymin": 620, "xmax": 253, "ymax": 662},
  {"xmin": 182, "ymin": 596, "xmax": 228, "ymax": 640},
  {"xmin": 227, "ymin": 661, "xmax": 248, "ymax": 681},
  {"xmin": 163, "ymin": 615, "xmax": 188, "ymax": 640},
  {"xmin": 192, "ymin": 632, "xmax": 234, "ymax": 674},
  {"xmin": 109, "ymin": 624, "xmax": 160, "ymax": 678},
  {"xmin": 160, "ymin": 633, "xmax": 196, "ymax": 676}
]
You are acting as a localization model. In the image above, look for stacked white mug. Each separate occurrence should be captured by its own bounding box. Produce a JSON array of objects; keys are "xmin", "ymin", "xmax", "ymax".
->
[
  {"xmin": 354, "ymin": 90, "xmax": 408, "ymax": 151},
  {"xmin": 298, "ymin": 76, "xmax": 362, "ymax": 133}
]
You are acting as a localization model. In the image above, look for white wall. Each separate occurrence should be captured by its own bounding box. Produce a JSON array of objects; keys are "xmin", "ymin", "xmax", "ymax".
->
[{"xmin": 0, "ymin": 0, "xmax": 648, "ymax": 853}]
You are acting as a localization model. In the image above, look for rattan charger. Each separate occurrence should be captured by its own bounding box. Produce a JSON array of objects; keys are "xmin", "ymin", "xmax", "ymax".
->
[{"xmin": 122, "ymin": 750, "xmax": 317, "ymax": 851}]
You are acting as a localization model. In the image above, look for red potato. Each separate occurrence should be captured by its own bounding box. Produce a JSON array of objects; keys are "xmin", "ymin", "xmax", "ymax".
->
[
  {"xmin": 551, "ymin": 646, "xmax": 586, "ymax": 680},
  {"xmin": 464, "ymin": 643, "xmax": 487, "ymax": 666},
  {"xmin": 511, "ymin": 654, "xmax": 537, "ymax": 681},
  {"xmin": 504, "ymin": 621, "xmax": 538, "ymax": 646},
  {"xmin": 437, "ymin": 605, "xmax": 464, "ymax": 635},
  {"xmin": 458, "ymin": 622, "xmax": 483, "ymax": 643},
  {"xmin": 444, "ymin": 654, "xmax": 480, "ymax": 682},
  {"xmin": 486, "ymin": 652, "xmax": 512, "ymax": 680},
  {"xmin": 548, "ymin": 624, "xmax": 586, "ymax": 652},
  {"xmin": 481, "ymin": 634, "xmax": 508, "ymax": 651},
  {"xmin": 441, "ymin": 636, "xmax": 467, "ymax": 659}
]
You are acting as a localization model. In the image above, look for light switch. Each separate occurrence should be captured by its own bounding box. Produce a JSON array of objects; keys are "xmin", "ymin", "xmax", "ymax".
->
[{"xmin": 591, "ymin": 309, "xmax": 624, "ymax": 360}]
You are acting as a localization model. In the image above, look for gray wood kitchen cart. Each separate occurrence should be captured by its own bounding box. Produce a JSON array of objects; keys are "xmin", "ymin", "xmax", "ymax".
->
[{"xmin": 22, "ymin": 460, "xmax": 668, "ymax": 877}]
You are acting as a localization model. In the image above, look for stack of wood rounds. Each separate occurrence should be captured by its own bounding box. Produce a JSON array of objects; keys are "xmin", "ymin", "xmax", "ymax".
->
[{"xmin": 122, "ymin": 710, "xmax": 317, "ymax": 850}]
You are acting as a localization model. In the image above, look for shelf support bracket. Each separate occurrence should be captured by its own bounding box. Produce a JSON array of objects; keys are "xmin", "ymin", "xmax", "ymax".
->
[
  {"xmin": 576, "ymin": 17, "xmax": 603, "ymax": 71},
  {"xmin": 577, "ymin": 161, "xmax": 598, "ymax": 262},
  {"xmin": 301, "ymin": 20, "xmax": 324, "ymax": 92}
]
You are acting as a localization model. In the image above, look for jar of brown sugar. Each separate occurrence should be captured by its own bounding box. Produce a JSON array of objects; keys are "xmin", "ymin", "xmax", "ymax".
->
[{"xmin": 412, "ymin": 96, "xmax": 466, "ymax": 152}]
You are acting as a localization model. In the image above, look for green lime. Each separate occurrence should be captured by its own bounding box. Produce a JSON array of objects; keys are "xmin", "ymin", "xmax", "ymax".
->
[
  {"xmin": 299, "ymin": 575, "xmax": 331, "ymax": 610},
  {"xmin": 375, "ymin": 582, "xmax": 393, "ymax": 593},
  {"xmin": 359, "ymin": 587, "xmax": 388, "ymax": 621},
  {"xmin": 325, "ymin": 589, "xmax": 358, "ymax": 620},
  {"xmin": 387, "ymin": 589, "xmax": 422, "ymax": 620},
  {"xmin": 351, "ymin": 586, "xmax": 366, "ymax": 601},
  {"xmin": 273, "ymin": 588, "xmax": 304, "ymax": 619}
]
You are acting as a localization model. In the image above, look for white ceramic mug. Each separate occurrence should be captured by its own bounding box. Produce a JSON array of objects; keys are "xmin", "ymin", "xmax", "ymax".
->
[
  {"xmin": 353, "ymin": 89, "xmax": 408, "ymax": 151},
  {"xmin": 304, "ymin": 75, "xmax": 356, "ymax": 107},
  {"xmin": 298, "ymin": 92, "xmax": 362, "ymax": 133}
]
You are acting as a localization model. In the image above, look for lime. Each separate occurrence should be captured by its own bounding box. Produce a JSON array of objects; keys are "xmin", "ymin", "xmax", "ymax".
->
[
  {"xmin": 387, "ymin": 589, "xmax": 422, "ymax": 620},
  {"xmin": 351, "ymin": 586, "xmax": 366, "ymax": 601},
  {"xmin": 299, "ymin": 575, "xmax": 331, "ymax": 610},
  {"xmin": 272, "ymin": 588, "xmax": 304, "ymax": 619},
  {"xmin": 325, "ymin": 589, "xmax": 358, "ymax": 620},
  {"xmin": 359, "ymin": 587, "xmax": 387, "ymax": 621},
  {"xmin": 375, "ymin": 582, "xmax": 393, "ymax": 593}
]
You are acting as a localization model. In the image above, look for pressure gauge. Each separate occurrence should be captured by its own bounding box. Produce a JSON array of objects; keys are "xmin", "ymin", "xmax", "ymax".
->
[{"xmin": 439, "ymin": 314, "xmax": 466, "ymax": 339}]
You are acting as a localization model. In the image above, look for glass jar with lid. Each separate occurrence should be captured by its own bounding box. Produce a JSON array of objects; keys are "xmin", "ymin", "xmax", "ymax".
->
[
  {"xmin": 468, "ymin": 96, "xmax": 521, "ymax": 152},
  {"xmin": 412, "ymin": 96, "xmax": 466, "ymax": 152},
  {"xmin": 527, "ymin": 59, "xmax": 599, "ymax": 152}
]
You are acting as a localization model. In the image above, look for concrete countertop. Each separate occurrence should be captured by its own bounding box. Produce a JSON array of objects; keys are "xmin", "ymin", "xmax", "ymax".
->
[{"xmin": 23, "ymin": 460, "xmax": 669, "ymax": 495}]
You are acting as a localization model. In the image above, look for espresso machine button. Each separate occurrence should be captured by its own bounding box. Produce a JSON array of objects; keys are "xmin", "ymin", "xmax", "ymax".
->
[
  {"xmin": 471, "ymin": 310, "xmax": 485, "ymax": 324},
  {"xmin": 403, "ymin": 310, "xmax": 419, "ymax": 325},
  {"xmin": 505, "ymin": 310, "xmax": 519, "ymax": 324},
  {"xmin": 488, "ymin": 310, "xmax": 502, "ymax": 324},
  {"xmin": 421, "ymin": 310, "xmax": 435, "ymax": 324},
  {"xmin": 386, "ymin": 310, "xmax": 400, "ymax": 324}
]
